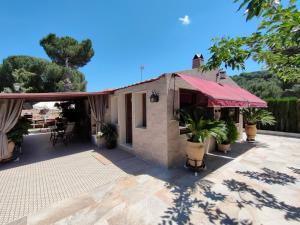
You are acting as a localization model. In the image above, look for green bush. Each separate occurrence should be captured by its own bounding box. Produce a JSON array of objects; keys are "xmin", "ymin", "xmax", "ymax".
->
[
  {"xmin": 7, "ymin": 117, "xmax": 31, "ymax": 144},
  {"xmin": 261, "ymin": 97, "xmax": 299, "ymax": 133},
  {"xmin": 220, "ymin": 120, "xmax": 239, "ymax": 144},
  {"xmin": 101, "ymin": 123, "xmax": 118, "ymax": 149}
]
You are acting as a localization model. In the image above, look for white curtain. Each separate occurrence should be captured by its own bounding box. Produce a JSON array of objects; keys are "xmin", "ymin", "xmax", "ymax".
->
[
  {"xmin": 88, "ymin": 95, "xmax": 108, "ymax": 133},
  {"xmin": 0, "ymin": 99, "xmax": 24, "ymax": 159}
]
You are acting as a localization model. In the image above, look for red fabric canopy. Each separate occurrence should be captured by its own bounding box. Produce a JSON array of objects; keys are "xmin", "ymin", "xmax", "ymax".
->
[{"xmin": 177, "ymin": 73, "xmax": 267, "ymax": 108}]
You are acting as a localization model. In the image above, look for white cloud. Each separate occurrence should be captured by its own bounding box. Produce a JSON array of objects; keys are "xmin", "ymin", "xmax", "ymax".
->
[{"xmin": 179, "ymin": 15, "xmax": 190, "ymax": 25}]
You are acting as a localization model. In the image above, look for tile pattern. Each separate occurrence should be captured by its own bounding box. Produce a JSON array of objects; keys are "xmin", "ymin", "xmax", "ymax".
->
[
  {"xmin": 3, "ymin": 134, "xmax": 300, "ymax": 225},
  {"xmin": 0, "ymin": 133, "xmax": 149, "ymax": 225}
]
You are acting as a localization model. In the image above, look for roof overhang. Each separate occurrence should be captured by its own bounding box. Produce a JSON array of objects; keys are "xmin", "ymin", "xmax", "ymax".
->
[
  {"xmin": 176, "ymin": 73, "xmax": 267, "ymax": 108},
  {"xmin": 0, "ymin": 90, "xmax": 114, "ymax": 102}
]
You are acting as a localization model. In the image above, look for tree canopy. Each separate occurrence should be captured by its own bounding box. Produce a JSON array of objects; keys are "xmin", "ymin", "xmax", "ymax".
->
[
  {"xmin": 0, "ymin": 33, "xmax": 93, "ymax": 93},
  {"xmin": 232, "ymin": 70, "xmax": 300, "ymax": 98},
  {"xmin": 0, "ymin": 56, "xmax": 86, "ymax": 92},
  {"xmin": 203, "ymin": 0, "xmax": 300, "ymax": 82},
  {"xmin": 40, "ymin": 33, "xmax": 94, "ymax": 68}
]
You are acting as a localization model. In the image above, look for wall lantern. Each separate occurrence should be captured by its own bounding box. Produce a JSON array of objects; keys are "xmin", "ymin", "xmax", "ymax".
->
[{"xmin": 150, "ymin": 91, "xmax": 159, "ymax": 103}]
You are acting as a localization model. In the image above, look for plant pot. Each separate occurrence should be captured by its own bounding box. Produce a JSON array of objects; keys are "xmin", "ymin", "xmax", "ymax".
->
[
  {"xmin": 218, "ymin": 143, "xmax": 231, "ymax": 153},
  {"xmin": 91, "ymin": 135, "xmax": 105, "ymax": 147},
  {"xmin": 0, "ymin": 140, "xmax": 15, "ymax": 162},
  {"xmin": 245, "ymin": 124, "xmax": 257, "ymax": 141},
  {"xmin": 105, "ymin": 140, "xmax": 117, "ymax": 149},
  {"xmin": 185, "ymin": 141, "xmax": 205, "ymax": 167}
]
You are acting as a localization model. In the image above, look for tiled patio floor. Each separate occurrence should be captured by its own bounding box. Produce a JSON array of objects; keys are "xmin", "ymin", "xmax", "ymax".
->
[
  {"xmin": 0, "ymin": 133, "xmax": 150, "ymax": 225},
  {"xmin": 2, "ymin": 133, "xmax": 300, "ymax": 225}
]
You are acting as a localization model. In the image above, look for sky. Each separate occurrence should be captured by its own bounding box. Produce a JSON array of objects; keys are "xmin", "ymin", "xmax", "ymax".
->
[{"xmin": 0, "ymin": 0, "xmax": 262, "ymax": 91}]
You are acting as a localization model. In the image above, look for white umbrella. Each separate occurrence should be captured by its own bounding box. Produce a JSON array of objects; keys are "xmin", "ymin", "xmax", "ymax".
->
[{"xmin": 33, "ymin": 102, "xmax": 59, "ymax": 110}]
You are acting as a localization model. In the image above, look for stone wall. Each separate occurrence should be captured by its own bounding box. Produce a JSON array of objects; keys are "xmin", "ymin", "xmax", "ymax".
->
[
  {"xmin": 98, "ymin": 74, "xmax": 244, "ymax": 168},
  {"xmin": 114, "ymin": 77, "xmax": 169, "ymax": 167}
]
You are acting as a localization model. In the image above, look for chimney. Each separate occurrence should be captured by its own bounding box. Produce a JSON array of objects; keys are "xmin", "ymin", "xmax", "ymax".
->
[{"xmin": 192, "ymin": 54, "xmax": 204, "ymax": 69}]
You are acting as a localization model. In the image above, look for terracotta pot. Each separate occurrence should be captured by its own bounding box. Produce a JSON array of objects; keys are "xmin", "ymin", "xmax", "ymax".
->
[
  {"xmin": 185, "ymin": 141, "xmax": 205, "ymax": 167},
  {"xmin": 0, "ymin": 140, "xmax": 15, "ymax": 162},
  {"xmin": 245, "ymin": 124, "xmax": 257, "ymax": 141},
  {"xmin": 217, "ymin": 143, "xmax": 231, "ymax": 153}
]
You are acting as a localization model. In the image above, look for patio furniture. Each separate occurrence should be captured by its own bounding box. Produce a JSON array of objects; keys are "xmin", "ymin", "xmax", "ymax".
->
[
  {"xmin": 49, "ymin": 120, "xmax": 65, "ymax": 141},
  {"xmin": 52, "ymin": 122, "xmax": 75, "ymax": 146}
]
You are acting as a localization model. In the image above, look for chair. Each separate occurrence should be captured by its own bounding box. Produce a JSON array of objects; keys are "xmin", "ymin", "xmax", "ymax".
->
[{"xmin": 52, "ymin": 122, "xmax": 75, "ymax": 146}]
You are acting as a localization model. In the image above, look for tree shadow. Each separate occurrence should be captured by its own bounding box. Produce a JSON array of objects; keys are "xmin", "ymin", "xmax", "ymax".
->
[
  {"xmin": 223, "ymin": 179, "xmax": 300, "ymax": 221},
  {"xmin": 236, "ymin": 167, "xmax": 297, "ymax": 185},
  {"xmin": 288, "ymin": 167, "xmax": 300, "ymax": 175},
  {"xmin": 159, "ymin": 179, "xmax": 252, "ymax": 225}
]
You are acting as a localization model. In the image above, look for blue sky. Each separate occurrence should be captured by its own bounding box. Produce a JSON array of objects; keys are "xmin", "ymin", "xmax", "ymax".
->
[{"xmin": 0, "ymin": 0, "xmax": 261, "ymax": 91}]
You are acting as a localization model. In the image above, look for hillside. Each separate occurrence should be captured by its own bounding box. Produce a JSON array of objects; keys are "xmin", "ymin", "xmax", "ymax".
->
[{"xmin": 231, "ymin": 71, "xmax": 300, "ymax": 99}]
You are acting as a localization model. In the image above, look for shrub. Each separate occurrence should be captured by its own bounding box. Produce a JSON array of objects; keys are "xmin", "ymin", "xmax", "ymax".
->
[
  {"xmin": 101, "ymin": 123, "xmax": 118, "ymax": 149},
  {"xmin": 220, "ymin": 120, "xmax": 239, "ymax": 144},
  {"xmin": 262, "ymin": 97, "xmax": 299, "ymax": 132},
  {"xmin": 7, "ymin": 117, "xmax": 31, "ymax": 144}
]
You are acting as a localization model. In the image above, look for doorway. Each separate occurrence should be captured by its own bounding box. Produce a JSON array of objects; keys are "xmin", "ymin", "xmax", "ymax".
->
[{"xmin": 125, "ymin": 93, "xmax": 132, "ymax": 144}]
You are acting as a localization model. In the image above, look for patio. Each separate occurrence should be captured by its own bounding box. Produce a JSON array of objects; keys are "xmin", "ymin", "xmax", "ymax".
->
[
  {"xmin": 1, "ymin": 133, "xmax": 300, "ymax": 225},
  {"xmin": 0, "ymin": 133, "xmax": 150, "ymax": 225}
]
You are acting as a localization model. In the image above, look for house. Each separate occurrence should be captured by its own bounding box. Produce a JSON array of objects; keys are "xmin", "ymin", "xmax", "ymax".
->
[
  {"xmin": 91, "ymin": 54, "xmax": 266, "ymax": 168},
  {"xmin": 0, "ymin": 54, "xmax": 266, "ymax": 165}
]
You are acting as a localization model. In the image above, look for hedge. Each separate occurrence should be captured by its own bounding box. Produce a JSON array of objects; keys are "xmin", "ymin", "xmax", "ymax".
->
[{"xmin": 260, "ymin": 97, "xmax": 300, "ymax": 133}]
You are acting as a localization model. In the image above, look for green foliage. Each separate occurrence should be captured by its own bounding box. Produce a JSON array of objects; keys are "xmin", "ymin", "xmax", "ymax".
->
[
  {"xmin": 0, "ymin": 33, "xmax": 92, "ymax": 93},
  {"xmin": 0, "ymin": 56, "xmax": 86, "ymax": 92},
  {"xmin": 203, "ymin": 0, "xmax": 300, "ymax": 82},
  {"xmin": 232, "ymin": 70, "xmax": 300, "ymax": 99},
  {"xmin": 179, "ymin": 108, "xmax": 227, "ymax": 143},
  {"xmin": 262, "ymin": 97, "xmax": 299, "ymax": 132},
  {"xmin": 101, "ymin": 123, "xmax": 118, "ymax": 149},
  {"xmin": 55, "ymin": 101, "xmax": 82, "ymax": 122},
  {"xmin": 40, "ymin": 33, "xmax": 94, "ymax": 68},
  {"xmin": 242, "ymin": 108, "xmax": 276, "ymax": 125},
  {"xmin": 220, "ymin": 120, "xmax": 239, "ymax": 144},
  {"xmin": 7, "ymin": 117, "xmax": 31, "ymax": 144}
]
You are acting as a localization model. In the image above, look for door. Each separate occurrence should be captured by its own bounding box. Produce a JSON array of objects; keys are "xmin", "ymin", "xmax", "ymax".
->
[{"xmin": 125, "ymin": 93, "xmax": 133, "ymax": 144}]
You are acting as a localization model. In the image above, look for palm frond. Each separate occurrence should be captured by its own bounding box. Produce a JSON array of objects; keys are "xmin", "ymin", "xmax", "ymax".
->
[{"xmin": 242, "ymin": 108, "xmax": 276, "ymax": 125}]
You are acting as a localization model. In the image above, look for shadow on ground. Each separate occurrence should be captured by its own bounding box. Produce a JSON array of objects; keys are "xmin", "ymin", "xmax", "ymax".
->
[
  {"xmin": 2, "ymin": 133, "xmax": 300, "ymax": 225},
  {"xmin": 236, "ymin": 167, "xmax": 297, "ymax": 185},
  {"xmin": 0, "ymin": 133, "xmax": 95, "ymax": 171}
]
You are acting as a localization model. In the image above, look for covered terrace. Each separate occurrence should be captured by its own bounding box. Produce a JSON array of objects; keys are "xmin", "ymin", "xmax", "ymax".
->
[{"xmin": 0, "ymin": 90, "xmax": 113, "ymax": 162}]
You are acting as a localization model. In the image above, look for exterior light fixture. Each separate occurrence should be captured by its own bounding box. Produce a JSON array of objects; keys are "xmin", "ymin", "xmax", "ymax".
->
[{"xmin": 150, "ymin": 91, "xmax": 159, "ymax": 103}]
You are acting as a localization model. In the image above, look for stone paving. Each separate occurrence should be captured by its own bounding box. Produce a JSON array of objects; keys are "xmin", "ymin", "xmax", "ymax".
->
[
  {"xmin": 2, "ymin": 134, "xmax": 300, "ymax": 225},
  {"xmin": 0, "ymin": 133, "xmax": 150, "ymax": 225}
]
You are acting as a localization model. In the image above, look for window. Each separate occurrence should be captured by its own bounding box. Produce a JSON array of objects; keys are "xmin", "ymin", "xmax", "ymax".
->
[
  {"xmin": 134, "ymin": 92, "xmax": 147, "ymax": 128},
  {"xmin": 221, "ymin": 108, "xmax": 240, "ymax": 123}
]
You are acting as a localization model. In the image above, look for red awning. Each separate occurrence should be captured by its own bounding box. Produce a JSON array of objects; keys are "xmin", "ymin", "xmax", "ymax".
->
[{"xmin": 177, "ymin": 73, "xmax": 267, "ymax": 107}]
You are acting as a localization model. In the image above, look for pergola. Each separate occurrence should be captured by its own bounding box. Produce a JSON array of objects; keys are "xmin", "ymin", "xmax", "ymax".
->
[{"xmin": 0, "ymin": 90, "xmax": 114, "ymax": 160}]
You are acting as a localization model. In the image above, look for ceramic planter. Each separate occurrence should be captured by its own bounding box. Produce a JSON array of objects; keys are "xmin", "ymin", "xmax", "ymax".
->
[
  {"xmin": 245, "ymin": 124, "xmax": 257, "ymax": 141},
  {"xmin": 91, "ymin": 135, "xmax": 105, "ymax": 148},
  {"xmin": 185, "ymin": 141, "xmax": 205, "ymax": 167},
  {"xmin": 0, "ymin": 140, "xmax": 15, "ymax": 162},
  {"xmin": 217, "ymin": 143, "xmax": 231, "ymax": 153}
]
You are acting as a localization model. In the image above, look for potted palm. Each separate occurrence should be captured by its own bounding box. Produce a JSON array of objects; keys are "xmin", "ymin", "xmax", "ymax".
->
[
  {"xmin": 179, "ymin": 108, "xmax": 227, "ymax": 168},
  {"xmin": 242, "ymin": 108, "xmax": 275, "ymax": 141},
  {"xmin": 101, "ymin": 123, "xmax": 118, "ymax": 149},
  {"xmin": 218, "ymin": 120, "xmax": 239, "ymax": 153}
]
